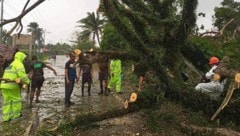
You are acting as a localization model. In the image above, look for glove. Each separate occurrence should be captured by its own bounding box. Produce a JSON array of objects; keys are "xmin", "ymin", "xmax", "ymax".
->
[
  {"xmin": 213, "ymin": 74, "xmax": 220, "ymax": 81},
  {"xmin": 15, "ymin": 78, "xmax": 27, "ymax": 89},
  {"xmin": 15, "ymin": 78, "xmax": 21, "ymax": 83}
]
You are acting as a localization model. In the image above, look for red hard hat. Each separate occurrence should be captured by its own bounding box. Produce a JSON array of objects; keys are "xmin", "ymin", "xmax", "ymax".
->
[{"xmin": 209, "ymin": 57, "xmax": 220, "ymax": 65}]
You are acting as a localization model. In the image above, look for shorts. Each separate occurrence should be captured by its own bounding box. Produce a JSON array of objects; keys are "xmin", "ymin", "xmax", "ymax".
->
[
  {"xmin": 31, "ymin": 75, "xmax": 44, "ymax": 89},
  {"xmin": 82, "ymin": 73, "xmax": 92, "ymax": 84},
  {"xmin": 99, "ymin": 70, "xmax": 109, "ymax": 81}
]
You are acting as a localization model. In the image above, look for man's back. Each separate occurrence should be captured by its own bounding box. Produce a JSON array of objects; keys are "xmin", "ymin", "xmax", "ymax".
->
[{"xmin": 31, "ymin": 60, "xmax": 45, "ymax": 76}]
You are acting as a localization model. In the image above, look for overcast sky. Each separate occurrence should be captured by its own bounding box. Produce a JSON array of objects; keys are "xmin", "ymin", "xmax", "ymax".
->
[
  {"xmin": 3, "ymin": 0, "xmax": 100, "ymax": 44},
  {"xmin": 196, "ymin": 0, "xmax": 221, "ymax": 32},
  {"xmin": 2, "ymin": 0, "xmax": 239, "ymax": 45}
]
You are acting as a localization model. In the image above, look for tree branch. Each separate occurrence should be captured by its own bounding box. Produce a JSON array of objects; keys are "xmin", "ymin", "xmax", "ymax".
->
[
  {"xmin": 229, "ymin": 27, "xmax": 239, "ymax": 40},
  {"xmin": 0, "ymin": 0, "xmax": 45, "ymax": 33},
  {"xmin": 200, "ymin": 18, "xmax": 234, "ymax": 37},
  {"xmin": 200, "ymin": 31, "xmax": 219, "ymax": 37},
  {"xmin": 219, "ymin": 18, "xmax": 234, "ymax": 35}
]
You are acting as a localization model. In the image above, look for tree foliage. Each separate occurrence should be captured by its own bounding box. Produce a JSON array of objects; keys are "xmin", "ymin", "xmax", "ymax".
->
[
  {"xmin": 97, "ymin": 0, "xmax": 240, "ymax": 124},
  {"xmin": 99, "ymin": 0, "xmax": 199, "ymax": 91},
  {"xmin": 100, "ymin": 23, "xmax": 130, "ymax": 51},
  {"xmin": 76, "ymin": 12, "xmax": 106, "ymax": 45},
  {"xmin": 213, "ymin": 0, "xmax": 240, "ymax": 41},
  {"xmin": 27, "ymin": 22, "xmax": 44, "ymax": 46},
  {"xmin": 74, "ymin": 39, "xmax": 96, "ymax": 52}
]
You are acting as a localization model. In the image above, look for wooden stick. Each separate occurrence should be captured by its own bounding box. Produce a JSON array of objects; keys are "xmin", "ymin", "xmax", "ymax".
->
[{"xmin": 0, "ymin": 78, "xmax": 14, "ymax": 82}]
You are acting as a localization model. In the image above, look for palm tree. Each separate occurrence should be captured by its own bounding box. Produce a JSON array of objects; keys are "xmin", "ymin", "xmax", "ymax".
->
[
  {"xmin": 76, "ymin": 12, "xmax": 106, "ymax": 45},
  {"xmin": 27, "ymin": 22, "xmax": 44, "ymax": 56}
]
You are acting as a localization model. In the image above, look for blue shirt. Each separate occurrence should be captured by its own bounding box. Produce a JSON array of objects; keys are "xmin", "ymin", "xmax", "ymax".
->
[{"xmin": 65, "ymin": 60, "xmax": 77, "ymax": 81}]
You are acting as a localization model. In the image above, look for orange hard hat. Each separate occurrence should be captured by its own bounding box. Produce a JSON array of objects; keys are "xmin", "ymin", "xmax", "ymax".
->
[{"xmin": 209, "ymin": 57, "xmax": 220, "ymax": 65}]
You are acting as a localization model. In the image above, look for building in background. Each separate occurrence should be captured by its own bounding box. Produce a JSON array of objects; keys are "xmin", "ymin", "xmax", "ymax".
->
[{"xmin": 12, "ymin": 34, "xmax": 33, "ymax": 56}]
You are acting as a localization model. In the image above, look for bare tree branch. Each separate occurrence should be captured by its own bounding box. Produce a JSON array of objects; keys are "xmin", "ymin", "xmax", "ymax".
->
[
  {"xmin": 0, "ymin": 0, "xmax": 45, "ymax": 30},
  {"xmin": 22, "ymin": 0, "xmax": 31, "ymax": 12},
  {"xmin": 16, "ymin": 0, "xmax": 31, "ymax": 37},
  {"xmin": 230, "ymin": 27, "xmax": 239, "ymax": 41},
  {"xmin": 219, "ymin": 18, "xmax": 234, "ymax": 35},
  {"xmin": 3, "ymin": 0, "xmax": 32, "ymax": 40},
  {"xmin": 200, "ymin": 18, "xmax": 234, "ymax": 38},
  {"xmin": 200, "ymin": 31, "xmax": 219, "ymax": 37}
]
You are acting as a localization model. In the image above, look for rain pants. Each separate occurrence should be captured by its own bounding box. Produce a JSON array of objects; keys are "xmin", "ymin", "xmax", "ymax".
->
[
  {"xmin": 0, "ymin": 52, "xmax": 30, "ymax": 121},
  {"xmin": 195, "ymin": 65, "xmax": 224, "ymax": 99},
  {"xmin": 108, "ymin": 59, "xmax": 122, "ymax": 92}
]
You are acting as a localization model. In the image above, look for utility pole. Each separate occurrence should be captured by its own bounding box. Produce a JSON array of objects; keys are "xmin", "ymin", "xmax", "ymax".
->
[
  {"xmin": 43, "ymin": 29, "xmax": 51, "ymax": 45},
  {"xmin": 37, "ymin": 29, "xmax": 51, "ymax": 60},
  {"xmin": 0, "ymin": 0, "xmax": 4, "ymax": 44},
  {"xmin": 42, "ymin": 29, "xmax": 51, "ymax": 58}
]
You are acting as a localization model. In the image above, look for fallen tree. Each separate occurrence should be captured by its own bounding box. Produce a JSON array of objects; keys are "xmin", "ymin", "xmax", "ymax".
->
[{"xmin": 98, "ymin": 0, "xmax": 240, "ymax": 125}]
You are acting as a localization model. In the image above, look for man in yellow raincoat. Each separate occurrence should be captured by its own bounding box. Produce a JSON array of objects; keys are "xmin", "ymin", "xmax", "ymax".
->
[
  {"xmin": 108, "ymin": 59, "xmax": 123, "ymax": 94},
  {"xmin": 0, "ymin": 51, "xmax": 30, "ymax": 122}
]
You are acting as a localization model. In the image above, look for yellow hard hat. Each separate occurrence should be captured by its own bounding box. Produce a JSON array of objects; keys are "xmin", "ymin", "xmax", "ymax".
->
[{"xmin": 74, "ymin": 49, "xmax": 81, "ymax": 55}]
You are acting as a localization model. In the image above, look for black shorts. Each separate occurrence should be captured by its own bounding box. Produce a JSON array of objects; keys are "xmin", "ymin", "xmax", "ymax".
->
[
  {"xmin": 31, "ymin": 75, "xmax": 44, "ymax": 89},
  {"xmin": 82, "ymin": 73, "xmax": 92, "ymax": 84},
  {"xmin": 99, "ymin": 70, "xmax": 109, "ymax": 81}
]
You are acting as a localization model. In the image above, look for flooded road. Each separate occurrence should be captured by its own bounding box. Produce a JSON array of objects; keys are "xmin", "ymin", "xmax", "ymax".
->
[{"xmin": 0, "ymin": 55, "xmax": 133, "ymax": 135}]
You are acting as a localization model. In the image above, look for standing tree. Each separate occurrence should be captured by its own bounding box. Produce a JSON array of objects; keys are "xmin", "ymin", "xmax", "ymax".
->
[
  {"xmin": 76, "ymin": 12, "xmax": 106, "ymax": 45},
  {"xmin": 27, "ymin": 22, "xmax": 44, "ymax": 56}
]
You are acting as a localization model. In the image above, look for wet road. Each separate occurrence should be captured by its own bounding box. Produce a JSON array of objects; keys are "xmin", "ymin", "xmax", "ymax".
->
[{"xmin": 0, "ymin": 55, "xmax": 132, "ymax": 135}]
